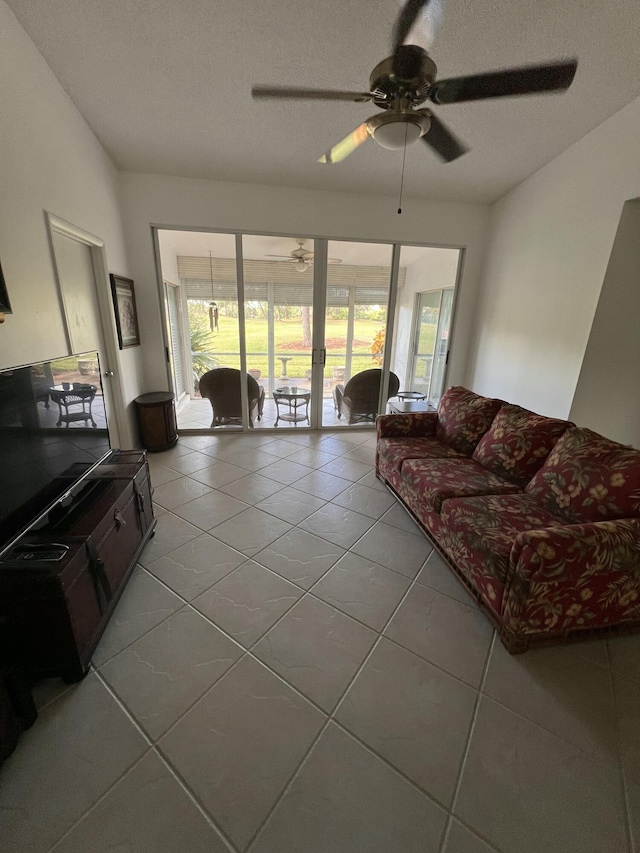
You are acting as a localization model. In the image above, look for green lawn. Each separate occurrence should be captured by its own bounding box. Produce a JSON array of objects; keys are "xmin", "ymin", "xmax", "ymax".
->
[
  {"xmin": 418, "ymin": 322, "xmax": 438, "ymax": 354},
  {"xmin": 191, "ymin": 312, "xmax": 437, "ymax": 387},
  {"xmin": 199, "ymin": 317, "xmax": 390, "ymax": 380}
]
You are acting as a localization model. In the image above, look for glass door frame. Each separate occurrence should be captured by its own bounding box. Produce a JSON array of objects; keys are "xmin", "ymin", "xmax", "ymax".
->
[
  {"xmin": 378, "ymin": 243, "xmax": 402, "ymax": 417},
  {"xmin": 153, "ymin": 226, "xmax": 465, "ymax": 433},
  {"xmin": 311, "ymin": 239, "xmax": 401, "ymax": 430},
  {"xmin": 308, "ymin": 237, "xmax": 326, "ymax": 430},
  {"xmin": 163, "ymin": 280, "xmax": 189, "ymax": 405},
  {"xmin": 408, "ymin": 288, "xmax": 443, "ymax": 399},
  {"xmin": 429, "ymin": 287, "xmax": 455, "ymax": 406}
]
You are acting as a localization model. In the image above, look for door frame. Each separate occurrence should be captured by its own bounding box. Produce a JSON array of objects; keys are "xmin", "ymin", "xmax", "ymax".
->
[{"xmin": 45, "ymin": 212, "xmax": 127, "ymax": 448}]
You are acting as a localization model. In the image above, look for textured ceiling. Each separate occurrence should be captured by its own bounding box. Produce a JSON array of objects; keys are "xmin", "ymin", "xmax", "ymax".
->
[{"xmin": 8, "ymin": 0, "xmax": 640, "ymax": 203}]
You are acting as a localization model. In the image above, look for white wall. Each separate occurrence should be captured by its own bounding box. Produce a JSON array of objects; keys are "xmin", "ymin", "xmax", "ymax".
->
[
  {"xmin": 157, "ymin": 231, "xmax": 182, "ymax": 286},
  {"xmin": 0, "ymin": 3, "xmax": 142, "ymax": 446},
  {"xmin": 569, "ymin": 199, "xmax": 640, "ymax": 446},
  {"xmin": 391, "ymin": 248, "xmax": 461, "ymax": 389},
  {"xmin": 468, "ymin": 94, "xmax": 640, "ymax": 423},
  {"xmin": 118, "ymin": 172, "xmax": 489, "ymax": 392}
]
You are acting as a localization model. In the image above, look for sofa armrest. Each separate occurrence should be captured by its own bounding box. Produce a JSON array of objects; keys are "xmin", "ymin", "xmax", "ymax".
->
[
  {"xmin": 503, "ymin": 518, "xmax": 640, "ymax": 635},
  {"xmin": 376, "ymin": 412, "xmax": 438, "ymax": 439}
]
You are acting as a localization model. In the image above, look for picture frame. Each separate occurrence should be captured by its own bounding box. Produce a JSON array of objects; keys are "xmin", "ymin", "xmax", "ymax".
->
[
  {"xmin": 0, "ymin": 259, "xmax": 12, "ymax": 314},
  {"xmin": 109, "ymin": 274, "xmax": 140, "ymax": 349}
]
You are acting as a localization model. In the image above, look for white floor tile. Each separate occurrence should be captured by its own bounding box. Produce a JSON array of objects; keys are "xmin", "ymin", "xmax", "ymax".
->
[
  {"xmin": 159, "ymin": 656, "xmax": 325, "ymax": 849},
  {"xmin": 145, "ymin": 532, "xmax": 246, "ymax": 600},
  {"xmin": 455, "ymin": 697, "xmax": 628, "ymax": 853},
  {"xmin": 101, "ymin": 607, "xmax": 242, "ymax": 739},
  {"xmin": 53, "ymin": 751, "xmax": 229, "ymax": 853},
  {"xmin": 252, "ymin": 723, "xmax": 446, "ymax": 853},
  {"xmin": 254, "ymin": 527, "xmax": 344, "ymax": 588},
  {"xmin": 209, "ymin": 506, "xmax": 292, "ymax": 556},
  {"xmin": 336, "ymin": 638, "xmax": 476, "ymax": 806},
  {"xmin": 193, "ymin": 560, "xmax": 302, "ymax": 647},
  {"xmin": 0, "ymin": 675, "xmax": 147, "ymax": 852},
  {"xmin": 299, "ymin": 503, "xmax": 374, "ymax": 549},
  {"xmin": 4, "ymin": 427, "xmax": 635, "ymax": 853}
]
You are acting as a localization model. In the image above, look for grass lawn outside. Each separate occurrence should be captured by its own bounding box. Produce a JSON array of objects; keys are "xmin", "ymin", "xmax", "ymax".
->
[
  {"xmin": 196, "ymin": 317, "xmax": 397, "ymax": 381},
  {"xmin": 188, "ymin": 310, "xmax": 438, "ymax": 402}
]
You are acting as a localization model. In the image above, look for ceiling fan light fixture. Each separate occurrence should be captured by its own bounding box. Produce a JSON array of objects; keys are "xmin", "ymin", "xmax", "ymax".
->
[
  {"xmin": 368, "ymin": 112, "xmax": 429, "ymax": 150},
  {"xmin": 295, "ymin": 259, "xmax": 310, "ymax": 272}
]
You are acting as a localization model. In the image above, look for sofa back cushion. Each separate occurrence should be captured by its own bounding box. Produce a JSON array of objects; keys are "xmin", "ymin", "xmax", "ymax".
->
[
  {"xmin": 525, "ymin": 426, "xmax": 640, "ymax": 523},
  {"xmin": 472, "ymin": 404, "xmax": 572, "ymax": 488},
  {"xmin": 435, "ymin": 386, "xmax": 503, "ymax": 456}
]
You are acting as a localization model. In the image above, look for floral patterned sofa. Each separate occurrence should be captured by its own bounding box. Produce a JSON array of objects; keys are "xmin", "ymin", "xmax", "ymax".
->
[{"xmin": 376, "ymin": 386, "xmax": 640, "ymax": 652}]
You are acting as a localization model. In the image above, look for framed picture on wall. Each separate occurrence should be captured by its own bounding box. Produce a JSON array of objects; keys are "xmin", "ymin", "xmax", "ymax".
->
[
  {"xmin": 110, "ymin": 274, "xmax": 140, "ymax": 348},
  {"xmin": 0, "ymin": 260, "xmax": 12, "ymax": 314}
]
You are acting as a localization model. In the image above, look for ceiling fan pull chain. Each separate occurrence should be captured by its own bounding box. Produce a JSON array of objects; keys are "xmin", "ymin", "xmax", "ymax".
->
[{"xmin": 397, "ymin": 123, "xmax": 409, "ymax": 214}]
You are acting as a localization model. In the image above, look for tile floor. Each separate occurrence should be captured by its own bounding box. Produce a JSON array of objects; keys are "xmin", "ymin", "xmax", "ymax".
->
[
  {"xmin": 1, "ymin": 428, "xmax": 637, "ymax": 852},
  {"xmin": 177, "ymin": 395, "xmax": 345, "ymax": 430}
]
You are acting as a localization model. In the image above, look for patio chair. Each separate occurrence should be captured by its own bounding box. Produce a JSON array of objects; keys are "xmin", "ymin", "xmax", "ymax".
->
[
  {"xmin": 333, "ymin": 368, "xmax": 400, "ymax": 425},
  {"xmin": 199, "ymin": 368, "xmax": 265, "ymax": 428}
]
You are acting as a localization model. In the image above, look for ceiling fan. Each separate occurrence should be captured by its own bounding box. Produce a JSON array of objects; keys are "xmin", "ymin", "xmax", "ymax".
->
[
  {"xmin": 265, "ymin": 239, "xmax": 342, "ymax": 273},
  {"xmin": 252, "ymin": 0, "xmax": 578, "ymax": 164}
]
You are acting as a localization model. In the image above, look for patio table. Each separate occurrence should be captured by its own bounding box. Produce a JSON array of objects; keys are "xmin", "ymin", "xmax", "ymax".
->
[{"xmin": 273, "ymin": 386, "xmax": 310, "ymax": 426}]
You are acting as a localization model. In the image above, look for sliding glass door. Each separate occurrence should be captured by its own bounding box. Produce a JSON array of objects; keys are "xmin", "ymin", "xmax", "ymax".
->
[
  {"xmin": 164, "ymin": 282, "xmax": 188, "ymax": 404},
  {"xmin": 174, "ymin": 233, "xmax": 242, "ymax": 430},
  {"xmin": 383, "ymin": 246, "xmax": 461, "ymax": 409},
  {"xmin": 241, "ymin": 235, "xmax": 315, "ymax": 429},
  {"xmin": 408, "ymin": 288, "xmax": 454, "ymax": 405},
  {"xmin": 157, "ymin": 229, "xmax": 460, "ymax": 432},
  {"xmin": 321, "ymin": 241, "xmax": 394, "ymax": 428}
]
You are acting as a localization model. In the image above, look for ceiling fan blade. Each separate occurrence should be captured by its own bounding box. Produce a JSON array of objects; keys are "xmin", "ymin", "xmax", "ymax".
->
[
  {"xmin": 394, "ymin": 0, "xmax": 443, "ymax": 51},
  {"xmin": 391, "ymin": 0, "xmax": 433, "ymax": 78},
  {"xmin": 252, "ymin": 86, "xmax": 372, "ymax": 103},
  {"xmin": 429, "ymin": 59, "xmax": 578, "ymax": 104},
  {"xmin": 392, "ymin": 0, "xmax": 432, "ymax": 52},
  {"xmin": 264, "ymin": 254, "xmax": 296, "ymax": 259},
  {"xmin": 422, "ymin": 112, "xmax": 468, "ymax": 162},
  {"xmin": 318, "ymin": 123, "xmax": 370, "ymax": 164}
]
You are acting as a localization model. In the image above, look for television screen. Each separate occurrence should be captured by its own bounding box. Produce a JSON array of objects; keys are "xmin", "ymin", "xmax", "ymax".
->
[{"xmin": 0, "ymin": 351, "xmax": 111, "ymax": 556}]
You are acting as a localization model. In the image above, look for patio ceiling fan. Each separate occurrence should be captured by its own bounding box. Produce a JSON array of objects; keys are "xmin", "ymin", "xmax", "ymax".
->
[
  {"xmin": 265, "ymin": 239, "xmax": 342, "ymax": 273},
  {"xmin": 252, "ymin": 0, "xmax": 578, "ymax": 164}
]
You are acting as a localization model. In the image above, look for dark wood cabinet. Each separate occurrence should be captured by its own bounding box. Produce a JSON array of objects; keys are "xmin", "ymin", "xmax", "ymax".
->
[
  {"xmin": 0, "ymin": 452, "xmax": 156, "ymax": 682},
  {"xmin": 135, "ymin": 392, "xmax": 178, "ymax": 451}
]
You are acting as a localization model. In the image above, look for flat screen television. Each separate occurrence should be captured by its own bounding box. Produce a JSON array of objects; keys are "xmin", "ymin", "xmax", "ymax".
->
[{"xmin": 0, "ymin": 351, "xmax": 112, "ymax": 558}]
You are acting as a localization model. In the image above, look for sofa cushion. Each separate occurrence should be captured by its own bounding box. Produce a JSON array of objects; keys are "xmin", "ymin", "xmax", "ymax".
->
[
  {"xmin": 525, "ymin": 426, "xmax": 640, "ymax": 523},
  {"xmin": 438, "ymin": 494, "xmax": 565, "ymax": 611},
  {"xmin": 472, "ymin": 404, "xmax": 572, "ymax": 489},
  {"xmin": 401, "ymin": 457, "xmax": 521, "ymax": 514},
  {"xmin": 377, "ymin": 437, "xmax": 463, "ymax": 475},
  {"xmin": 435, "ymin": 386, "xmax": 503, "ymax": 456},
  {"xmin": 377, "ymin": 411, "xmax": 438, "ymax": 439}
]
